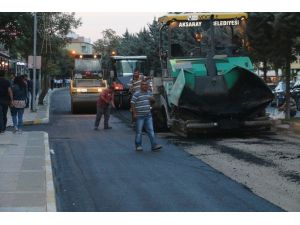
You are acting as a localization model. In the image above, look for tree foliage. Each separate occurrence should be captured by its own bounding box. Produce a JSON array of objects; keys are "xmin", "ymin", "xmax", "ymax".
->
[
  {"xmin": 93, "ymin": 29, "xmax": 120, "ymax": 72},
  {"xmin": 0, "ymin": 13, "xmax": 33, "ymax": 59},
  {"xmin": 94, "ymin": 18, "xmax": 161, "ymax": 75},
  {"xmin": 1, "ymin": 12, "xmax": 81, "ymax": 104},
  {"xmin": 247, "ymin": 12, "xmax": 276, "ymax": 81},
  {"xmin": 0, "ymin": 13, "xmax": 32, "ymax": 49}
]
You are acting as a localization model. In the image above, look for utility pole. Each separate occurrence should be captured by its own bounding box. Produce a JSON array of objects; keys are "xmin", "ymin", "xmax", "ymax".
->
[{"xmin": 32, "ymin": 12, "xmax": 37, "ymax": 111}]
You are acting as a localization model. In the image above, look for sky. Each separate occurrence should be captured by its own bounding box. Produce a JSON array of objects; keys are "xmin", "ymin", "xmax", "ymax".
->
[{"xmin": 74, "ymin": 12, "xmax": 164, "ymax": 43}]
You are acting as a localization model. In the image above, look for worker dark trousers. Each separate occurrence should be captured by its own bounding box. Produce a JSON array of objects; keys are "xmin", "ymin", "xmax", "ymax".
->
[
  {"xmin": 94, "ymin": 105, "xmax": 111, "ymax": 128},
  {"xmin": 0, "ymin": 103, "xmax": 9, "ymax": 132}
]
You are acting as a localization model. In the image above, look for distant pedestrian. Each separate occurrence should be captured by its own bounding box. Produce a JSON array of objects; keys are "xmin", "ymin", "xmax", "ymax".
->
[
  {"xmin": 278, "ymin": 97, "xmax": 297, "ymax": 118},
  {"xmin": 131, "ymin": 80, "xmax": 162, "ymax": 152},
  {"xmin": 63, "ymin": 78, "xmax": 66, "ymax": 87},
  {"xmin": 0, "ymin": 70, "xmax": 13, "ymax": 134},
  {"xmin": 94, "ymin": 85, "xmax": 115, "ymax": 130},
  {"xmin": 20, "ymin": 75, "xmax": 28, "ymax": 108},
  {"xmin": 129, "ymin": 69, "xmax": 144, "ymax": 95},
  {"xmin": 10, "ymin": 76, "xmax": 27, "ymax": 133},
  {"xmin": 10, "ymin": 74, "xmax": 16, "ymax": 85},
  {"xmin": 21, "ymin": 75, "xmax": 32, "ymax": 109},
  {"xmin": 129, "ymin": 69, "xmax": 152, "ymax": 95},
  {"xmin": 26, "ymin": 75, "xmax": 33, "ymax": 109},
  {"xmin": 50, "ymin": 78, "xmax": 54, "ymax": 90}
]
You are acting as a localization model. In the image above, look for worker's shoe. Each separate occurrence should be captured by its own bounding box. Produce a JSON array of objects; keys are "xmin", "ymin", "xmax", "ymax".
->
[
  {"xmin": 13, "ymin": 127, "xmax": 18, "ymax": 134},
  {"xmin": 152, "ymin": 145, "xmax": 162, "ymax": 152},
  {"xmin": 104, "ymin": 126, "xmax": 112, "ymax": 129},
  {"xmin": 136, "ymin": 146, "xmax": 143, "ymax": 151},
  {"xmin": 94, "ymin": 127, "xmax": 98, "ymax": 131}
]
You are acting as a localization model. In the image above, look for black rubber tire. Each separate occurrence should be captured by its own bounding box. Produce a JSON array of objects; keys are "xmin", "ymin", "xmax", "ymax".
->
[
  {"xmin": 152, "ymin": 108, "xmax": 169, "ymax": 132},
  {"xmin": 296, "ymin": 98, "xmax": 300, "ymax": 111},
  {"xmin": 71, "ymin": 102, "xmax": 77, "ymax": 114}
]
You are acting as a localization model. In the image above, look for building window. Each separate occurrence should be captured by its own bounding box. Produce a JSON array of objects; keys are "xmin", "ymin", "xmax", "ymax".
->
[{"xmin": 81, "ymin": 46, "xmax": 87, "ymax": 53}]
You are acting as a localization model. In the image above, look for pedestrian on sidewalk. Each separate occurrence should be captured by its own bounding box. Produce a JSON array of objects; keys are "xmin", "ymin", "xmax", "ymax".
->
[
  {"xmin": 10, "ymin": 74, "xmax": 16, "ymax": 85},
  {"xmin": 131, "ymin": 80, "xmax": 162, "ymax": 152},
  {"xmin": 10, "ymin": 76, "xmax": 27, "ymax": 133},
  {"xmin": 0, "ymin": 70, "xmax": 13, "ymax": 134},
  {"xmin": 22, "ymin": 75, "xmax": 33, "ymax": 109},
  {"xmin": 20, "ymin": 75, "xmax": 29, "ymax": 108},
  {"xmin": 50, "ymin": 77, "xmax": 54, "ymax": 90},
  {"xmin": 94, "ymin": 85, "xmax": 115, "ymax": 130}
]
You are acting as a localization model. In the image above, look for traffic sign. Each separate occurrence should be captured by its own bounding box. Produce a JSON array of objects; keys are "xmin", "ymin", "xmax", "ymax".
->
[{"xmin": 28, "ymin": 56, "xmax": 42, "ymax": 69}]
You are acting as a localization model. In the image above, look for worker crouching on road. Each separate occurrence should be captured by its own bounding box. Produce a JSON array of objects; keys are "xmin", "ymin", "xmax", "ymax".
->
[
  {"xmin": 94, "ymin": 85, "xmax": 115, "ymax": 130},
  {"xmin": 131, "ymin": 80, "xmax": 162, "ymax": 152}
]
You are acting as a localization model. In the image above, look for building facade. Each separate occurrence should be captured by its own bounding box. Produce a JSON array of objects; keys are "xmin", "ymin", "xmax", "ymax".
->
[{"xmin": 65, "ymin": 33, "xmax": 95, "ymax": 55}]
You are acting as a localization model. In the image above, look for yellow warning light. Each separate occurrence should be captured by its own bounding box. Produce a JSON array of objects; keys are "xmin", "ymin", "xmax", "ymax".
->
[
  {"xmin": 195, "ymin": 32, "xmax": 203, "ymax": 42},
  {"xmin": 169, "ymin": 21, "xmax": 178, "ymax": 28}
]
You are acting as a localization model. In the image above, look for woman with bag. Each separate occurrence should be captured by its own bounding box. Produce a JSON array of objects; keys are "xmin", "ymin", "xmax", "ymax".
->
[{"xmin": 10, "ymin": 76, "xmax": 27, "ymax": 133}]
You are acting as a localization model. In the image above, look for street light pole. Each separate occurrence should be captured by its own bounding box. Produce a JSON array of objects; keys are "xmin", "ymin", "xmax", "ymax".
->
[{"xmin": 32, "ymin": 12, "xmax": 37, "ymax": 111}]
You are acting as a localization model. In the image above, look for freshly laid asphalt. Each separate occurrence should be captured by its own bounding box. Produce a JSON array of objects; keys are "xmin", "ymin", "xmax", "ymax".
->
[{"xmin": 0, "ymin": 87, "xmax": 298, "ymax": 212}]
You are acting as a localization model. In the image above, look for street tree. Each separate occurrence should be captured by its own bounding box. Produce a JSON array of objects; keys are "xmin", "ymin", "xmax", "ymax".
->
[
  {"xmin": 142, "ymin": 19, "xmax": 161, "ymax": 75},
  {"xmin": 247, "ymin": 12, "xmax": 300, "ymax": 119},
  {"xmin": 0, "ymin": 12, "xmax": 81, "ymax": 104},
  {"xmin": 93, "ymin": 29, "xmax": 120, "ymax": 75},
  {"xmin": 37, "ymin": 12, "xmax": 81, "ymax": 104},
  {"xmin": 115, "ymin": 19, "xmax": 161, "ymax": 75},
  {"xmin": 272, "ymin": 12, "xmax": 300, "ymax": 119},
  {"xmin": 117, "ymin": 29, "xmax": 139, "ymax": 56}
]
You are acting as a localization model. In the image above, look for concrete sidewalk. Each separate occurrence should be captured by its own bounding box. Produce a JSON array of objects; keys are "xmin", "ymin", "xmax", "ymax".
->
[{"xmin": 0, "ymin": 90, "xmax": 56, "ymax": 211}]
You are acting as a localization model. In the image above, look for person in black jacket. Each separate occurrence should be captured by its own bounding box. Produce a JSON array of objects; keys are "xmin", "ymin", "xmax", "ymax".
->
[
  {"xmin": 22, "ymin": 75, "xmax": 33, "ymax": 109},
  {"xmin": 0, "ymin": 70, "xmax": 13, "ymax": 134}
]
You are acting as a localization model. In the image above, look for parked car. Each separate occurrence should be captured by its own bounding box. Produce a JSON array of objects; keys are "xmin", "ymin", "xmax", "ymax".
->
[
  {"xmin": 272, "ymin": 81, "xmax": 295, "ymax": 107},
  {"xmin": 291, "ymin": 81, "xmax": 300, "ymax": 110}
]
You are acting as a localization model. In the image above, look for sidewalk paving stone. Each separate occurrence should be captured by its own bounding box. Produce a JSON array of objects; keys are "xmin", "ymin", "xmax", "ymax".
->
[{"xmin": 0, "ymin": 90, "xmax": 56, "ymax": 212}]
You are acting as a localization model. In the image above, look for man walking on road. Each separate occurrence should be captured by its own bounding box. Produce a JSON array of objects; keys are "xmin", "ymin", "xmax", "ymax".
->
[
  {"xmin": 0, "ymin": 70, "xmax": 13, "ymax": 134},
  {"xmin": 131, "ymin": 80, "xmax": 162, "ymax": 152},
  {"xmin": 94, "ymin": 85, "xmax": 115, "ymax": 130},
  {"xmin": 129, "ymin": 69, "xmax": 152, "ymax": 126}
]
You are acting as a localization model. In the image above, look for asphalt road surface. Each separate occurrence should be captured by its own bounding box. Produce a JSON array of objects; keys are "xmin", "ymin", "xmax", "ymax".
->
[{"xmin": 33, "ymin": 88, "xmax": 284, "ymax": 211}]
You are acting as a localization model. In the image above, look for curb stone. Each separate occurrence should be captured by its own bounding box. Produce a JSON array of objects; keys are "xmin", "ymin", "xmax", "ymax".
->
[{"xmin": 44, "ymin": 132, "xmax": 57, "ymax": 212}]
